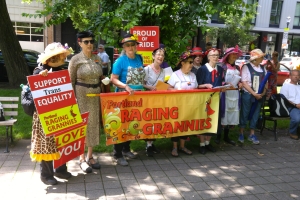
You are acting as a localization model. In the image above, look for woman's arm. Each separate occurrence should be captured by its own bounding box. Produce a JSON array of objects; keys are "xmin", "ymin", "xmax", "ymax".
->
[{"xmin": 111, "ymin": 74, "xmax": 133, "ymax": 94}]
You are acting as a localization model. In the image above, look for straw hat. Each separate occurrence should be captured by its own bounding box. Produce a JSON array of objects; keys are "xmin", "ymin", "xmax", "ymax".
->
[
  {"xmin": 249, "ymin": 49, "xmax": 266, "ymax": 61},
  {"xmin": 221, "ymin": 45, "xmax": 243, "ymax": 63},
  {"xmin": 37, "ymin": 42, "xmax": 71, "ymax": 64},
  {"xmin": 119, "ymin": 33, "xmax": 140, "ymax": 47}
]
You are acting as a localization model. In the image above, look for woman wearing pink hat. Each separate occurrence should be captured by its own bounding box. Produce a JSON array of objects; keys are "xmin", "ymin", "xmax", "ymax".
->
[{"xmin": 215, "ymin": 45, "xmax": 243, "ymax": 145}]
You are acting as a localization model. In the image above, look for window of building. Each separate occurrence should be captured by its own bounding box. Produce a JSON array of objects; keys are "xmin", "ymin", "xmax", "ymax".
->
[
  {"xmin": 294, "ymin": 2, "xmax": 300, "ymax": 29},
  {"xmin": 269, "ymin": 0, "xmax": 283, "ymax": 27},
  {"xmin": 211, "ymin": 12, "xmax": 225, "ymax": 24},
  {"xmin": 12, "ymin": 21, "xmax": 44, "ymax": 42},
  {"xmin": 247, "ymin": 0, "xmax": 258, "ymax": 25}
]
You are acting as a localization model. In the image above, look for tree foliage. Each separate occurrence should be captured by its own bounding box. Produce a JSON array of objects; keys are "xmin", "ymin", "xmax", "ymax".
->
[
  {"xmin": 22, "ymin": 0, "xmax": 249, "ymax": 65},
  {"xmin": 206, "ymin": 2, "xmax": 258, "ymax": 50}
]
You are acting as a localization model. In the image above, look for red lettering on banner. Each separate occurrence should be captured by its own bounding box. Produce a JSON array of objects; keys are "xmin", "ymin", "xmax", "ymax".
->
[
  {"xmin": 143, "ymin": 123, "xmax": 153, "ymax": 135},
  {"xmin": 142, "ymin": 108, "xmax": 152, "ymax": 121},
  {"xmin": 121, "ymin": 110, "xmax": 130, "ymax": 123},
  {"xmin": 185, "ymin": 120, "xmax": 195, "ymax": 131},
  {"xmin": 153, "ymin": 123, "xmax": 163, "ymax": 134},
  {"xmin": 205, "ymin": 118, "xmax": 212, "ymax": 129},
  {"xmin": 62, "ymin": 134, "xmax": 70, "ymax": 143},
  {"xmin": 162, "ymin": 122, "xmax": 173, "ymax": 134},
  {"xmin": 199, "ymin": 119, "xmax": 205, "ymax": 130},
  {"xmin": 170, "ymin": 107, "xmax": 178, "ymax": 119},
  {"xmin": 174, "ymin": 121, "xmax": 184, "ymax": 133},
  {"xmin": 130, "ymin": 109, "xmax": 141, "ymax": 121}
]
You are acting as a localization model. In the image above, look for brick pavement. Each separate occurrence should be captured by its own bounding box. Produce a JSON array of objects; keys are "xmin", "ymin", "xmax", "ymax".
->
[{"xmin": 1, "ymin": 130, "xmax": 300, "ymax": 200}]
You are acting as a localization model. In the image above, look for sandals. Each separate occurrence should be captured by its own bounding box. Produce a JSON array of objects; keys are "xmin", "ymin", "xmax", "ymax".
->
[
  {"xmin": 79, "ymin": 160, "xmax": 92, "ymax": 173},
  {"xmin": 87, "ymin": 157, "xmax": 101, "ymax": 169},
  {"xmin": 179, "ymin": 147, "xmax": 192, "ymax": 155},
  {"xmin": 171, "ymin": 148, "xmax": 178, "ymax": 157}
]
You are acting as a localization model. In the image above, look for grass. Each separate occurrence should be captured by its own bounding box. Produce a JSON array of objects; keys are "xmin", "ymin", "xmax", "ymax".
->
[{"xmin": 0, "ymin": 85, "xmax": 291, "ymax": 153}]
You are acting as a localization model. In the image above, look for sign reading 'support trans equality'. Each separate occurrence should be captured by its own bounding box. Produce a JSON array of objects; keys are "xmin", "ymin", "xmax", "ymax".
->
[
  {"xmin": 100, "ymin": 90, "xmax": 219, "ymax": 145},
  {"xmin": 27, "ymin": 70, "xmax": 82, "ymax": 136}
]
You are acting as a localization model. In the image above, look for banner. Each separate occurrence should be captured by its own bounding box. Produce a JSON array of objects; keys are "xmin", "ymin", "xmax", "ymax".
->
[
  {"xmin": 27, "ymin": 70, "xmax": 82, "ymax": 136},
  {"xmin": 54, "ymin": 112, "xmax": 89, "ymax": 168},
  {"xmin": 100, "ymin": 90, "xmax": 219, "ymax": 145}
]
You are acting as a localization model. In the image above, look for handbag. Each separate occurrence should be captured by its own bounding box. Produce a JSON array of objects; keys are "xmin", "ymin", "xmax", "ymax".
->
[
  {"xmin": 268, "ymin": 94, "xmax": 290, "ymax": 117},
  {"xmin": 21, "ymin": 86, "xmax": 35, "ymax": 116}
]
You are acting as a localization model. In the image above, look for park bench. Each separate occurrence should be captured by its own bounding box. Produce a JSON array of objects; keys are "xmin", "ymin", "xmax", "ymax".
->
[
  {"xmin": 0, "ymin": 97, "xmax": 19, "ymax": 153},
  {"xmin": 259, "ymin": 97, "xmax": 290, "ymax": 141}
]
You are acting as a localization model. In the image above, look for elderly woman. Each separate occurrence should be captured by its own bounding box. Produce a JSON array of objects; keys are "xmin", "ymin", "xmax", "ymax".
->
[
  {"xmin": 110, "ymin": 33, "xmax": 145, "ymax": 166},
  {"xmin": 216, "ymin": 45, "xmax": 243, "ymax": 145},
  {"xmin": 196, "ymin": 48, "xmax": 223, "ymax": 154},
  {"xmin": 30, "ymin": 42, "xmax": 72, "ymax": 185},
  {"xmin": 191, "ymin": 47, "xmax": 204, "ymax": 74},
  {"xmin": 143, "ymin": 47, "xmax": 166, "ymax": 156},
  {"xmin": 168, "ymin": 52, "xmax": 198, "ymax": 157},
  {"xmin": 239, "ymin": 49, "xmax": 267, "ymax": 145},
  {"xmin": 68, "ymin": 31, "xmax": 102, "ymax": 173}
]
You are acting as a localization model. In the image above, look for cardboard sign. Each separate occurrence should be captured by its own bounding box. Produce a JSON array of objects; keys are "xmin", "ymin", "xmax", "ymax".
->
[
  {"xmin": 27, "ymin": 70, "xmax": 82, "ymax": 136},
  {"xmin": 100, "ymin": 90, "xmax": 219, "ymax": 145},
  {"xmin": 53, "ymin": 112, "xmax": 89, "ymax": 168}
]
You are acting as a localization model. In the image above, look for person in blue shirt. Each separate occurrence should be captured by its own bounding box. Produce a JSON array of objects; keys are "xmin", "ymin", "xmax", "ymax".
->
[{"xmin": 110, "ymin": 33, "xmax": 145, "ymax": 166}]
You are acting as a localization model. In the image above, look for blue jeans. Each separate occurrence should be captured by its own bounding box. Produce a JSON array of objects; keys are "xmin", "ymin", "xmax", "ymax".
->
[
  {"xmin": 239, "ymin": 92, "xmax": 262, "ymax": 130},
  {"xmin": 289, "ymin": 108, "xmax": 300, "ymax": 135}
]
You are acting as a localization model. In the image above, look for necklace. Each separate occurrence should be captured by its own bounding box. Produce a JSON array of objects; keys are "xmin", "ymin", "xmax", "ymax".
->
[
  {"xmin": 181, "ymin": 71, "xmax": 191, "ymax": 86},
  {"xmin": 151, "ymin": 64, "xmax": 161, "ymax": 74}
]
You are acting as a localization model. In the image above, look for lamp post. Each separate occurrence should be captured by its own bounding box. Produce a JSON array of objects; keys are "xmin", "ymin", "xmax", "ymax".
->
[{"xmin": 281, "ymin": 16, "xmax": 291, "ymax": 59}]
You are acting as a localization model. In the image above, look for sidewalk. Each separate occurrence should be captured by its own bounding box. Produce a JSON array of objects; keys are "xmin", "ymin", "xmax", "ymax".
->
[{"xmin": 1, "ymin": 130, "xmax": 300, "ymax": 200}]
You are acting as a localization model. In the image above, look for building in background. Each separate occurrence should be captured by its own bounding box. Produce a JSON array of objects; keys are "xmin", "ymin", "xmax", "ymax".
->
[{"xmin": 196, "ymin": 0, "xmax": 300, "ymax": 58}]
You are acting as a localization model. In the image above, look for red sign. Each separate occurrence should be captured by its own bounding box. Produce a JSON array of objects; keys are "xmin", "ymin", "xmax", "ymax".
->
[
  {"xmin": 130, "ymin": 26, "xmax": 160, "ymax": 51},
  {"xmin": 53, "ymin": 112, "xmax": 89, "ymax": 168},
  {"xmin": 27, "ymin": 70, "xmax": 82, "ymax": 136}
]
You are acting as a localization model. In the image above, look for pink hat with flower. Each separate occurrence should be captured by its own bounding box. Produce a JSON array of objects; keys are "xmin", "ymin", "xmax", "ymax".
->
[{"xmin": 221, "ymin": 45, "xmax": 243, "ymax": 63}]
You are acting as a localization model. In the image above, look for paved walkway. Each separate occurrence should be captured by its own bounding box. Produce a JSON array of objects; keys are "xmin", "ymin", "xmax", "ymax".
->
[{"xmin": 1, "ymin": 130, "xmax": 300, "ymax": 200}]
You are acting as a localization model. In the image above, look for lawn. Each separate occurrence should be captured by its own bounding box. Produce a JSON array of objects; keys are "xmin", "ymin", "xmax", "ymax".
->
[{"xmin": 0, "ymin": 85, "xmax": 290, "ymax": 153}]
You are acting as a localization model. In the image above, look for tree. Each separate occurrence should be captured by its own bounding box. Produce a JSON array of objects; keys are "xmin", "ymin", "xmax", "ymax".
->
[
  {"xmin": 22, "ymin": 0, "xmax": 249, "ymax": 66},
  {"xmin": 0, "ymin": 0, "xmax": 30, "ymax": 87},
  {"xmin": 206, "ymin": 2, "xmax": 258, "ymax": 50}
]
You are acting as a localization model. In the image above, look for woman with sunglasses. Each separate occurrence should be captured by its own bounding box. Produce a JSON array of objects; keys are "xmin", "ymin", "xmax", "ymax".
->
[
  {"xmin": 196, "ymin": 48, "xmax": 223, "ymax": 155},
  {"xmin": 110, "ymin": 33, "xmax": 145, "ymax": 166},
  {"xmin": 68, "ymin": 31, "xmax": 103, "ymax": 173},
  {"xmin": 168, "ymin": 52, "xmax": 198, "ymax": 157}
]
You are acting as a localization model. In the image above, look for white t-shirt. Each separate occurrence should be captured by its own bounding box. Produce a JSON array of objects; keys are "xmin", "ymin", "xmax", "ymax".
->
[
  {"xmin": 168, "ymin": 69, "xmax": 198, "ymax": 90},
  {"xmin": 241, "ymin": 63, "xmax": 266, "ymax": 92},
  {"xmin": 280, "ymin": 82, "xmax": 300, "ymax": 104}
]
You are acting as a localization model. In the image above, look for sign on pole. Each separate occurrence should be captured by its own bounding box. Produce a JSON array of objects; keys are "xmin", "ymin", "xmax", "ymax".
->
[{"xmin": 130, "ymin": 26, "xmax": 160, "ymax": 66}]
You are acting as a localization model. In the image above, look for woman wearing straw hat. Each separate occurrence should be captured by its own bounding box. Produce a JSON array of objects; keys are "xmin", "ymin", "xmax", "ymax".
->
[
  {"xmin": 216, "ymin": 45, "xmax": 243, "ymax": 146},
  {"xmin": 168, "ymin": 51, "xmax": 198, "ymax": 157},
  {"xmin": 30, "ymin": 42, "xmax": 73, "ymax": 185},
  {"xmin": 239, "ymin": 49, "xmax": 268, "ymax": 145},
  {"xmin": 110, "ymin": 33, "xmax": 145, "ymax": 165},
  {"xmin": 69, "ymin": 31, "xmax": 103, "ymax": 172}
]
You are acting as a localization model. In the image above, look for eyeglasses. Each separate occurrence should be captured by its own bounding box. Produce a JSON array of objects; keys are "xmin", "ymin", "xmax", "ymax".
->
[
  {"xmin": 82, "ymin": 40, "xmax": 95, "ymax": 45},
  {"xmin": 124, "ymin": 43, "xmax": 136, "ymax": 47}
]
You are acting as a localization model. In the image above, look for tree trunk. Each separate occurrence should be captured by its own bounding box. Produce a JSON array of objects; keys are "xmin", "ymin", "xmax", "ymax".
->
[{"xmin": 0, "ymin": 0, "xmax": 30, "ymax": 87}]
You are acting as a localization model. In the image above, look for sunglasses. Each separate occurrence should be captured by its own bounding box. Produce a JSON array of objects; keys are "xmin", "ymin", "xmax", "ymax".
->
[
  {"xmin": 82, "ymin": 40, "xmax": 95, "ymax": 45},
  {"xmin": 124, "ymin": 43, "xmax": 136, "ymax": 47}
]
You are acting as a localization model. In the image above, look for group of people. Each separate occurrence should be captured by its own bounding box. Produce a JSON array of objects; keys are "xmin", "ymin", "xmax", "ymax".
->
[{"xmin": 30, "ymin": 31, "xmax": 299, "ymax": 186}]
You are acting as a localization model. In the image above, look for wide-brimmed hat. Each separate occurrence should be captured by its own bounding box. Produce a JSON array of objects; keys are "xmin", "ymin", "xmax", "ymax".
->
[
  {"xmin": 249, "ymin": 49, "xmax": 266, "ymax": 61},
  {"xmin": 119, "ymin": 33, "xmax": 140, "ymax": 47},
  {"xmin": 37, "ymin": 42, "xmax": 72, "ymax": 64},
  {"xmin": 191, "ymin": 47, "xmax": 204, "ymax": 57},
  {"xmin": 221, "ymin": 45, "xmax": 243, "ymax": 63},
  {"xmin": 176, "ymin": 51, "xmax": 195, "ymax": 67}
]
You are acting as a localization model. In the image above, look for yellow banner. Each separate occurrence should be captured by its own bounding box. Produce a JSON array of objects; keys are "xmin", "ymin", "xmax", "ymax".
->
[
  {"xmin": 39, "ymin": 104, "xmax": 82, "ymax": 136},
  {"xmin": 100, "ymin": 90, "xmax": 219, "ymax": 145},
  {"xmin": 137, "ymin": 51, "xmax": 153, "ymax": 66},
  {"xmin": 55, "ymin": 125, "xmax": 86, "ymax": 148}
]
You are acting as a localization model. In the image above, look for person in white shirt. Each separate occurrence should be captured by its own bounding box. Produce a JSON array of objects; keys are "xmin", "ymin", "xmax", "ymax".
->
[
  {"xmin": 280, "ymin": 70, "xmax": 300, "ymax": 140},
  {"xmin": 97, "ymin": 44, "xmax": 110, "ymax": 75},
  {"xmin": 239, "ymin": 49, "xmax": 267, "ymax": 145}
]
